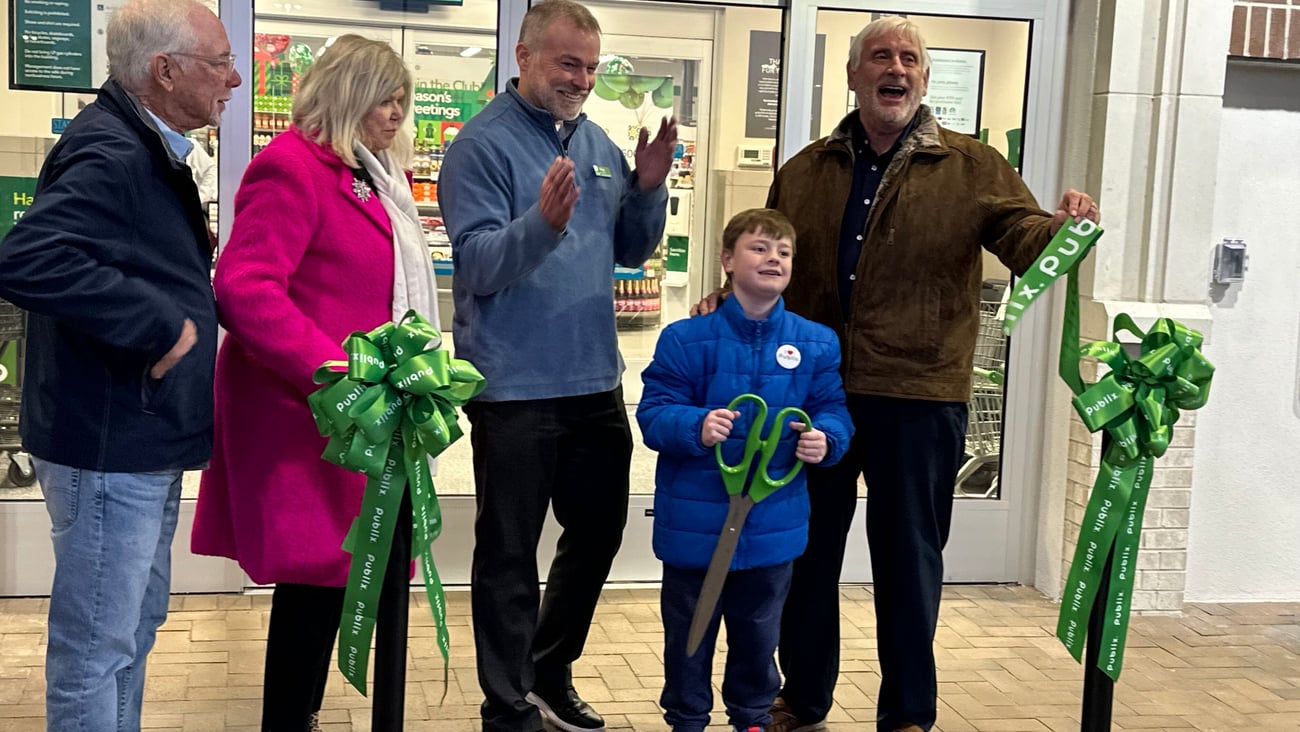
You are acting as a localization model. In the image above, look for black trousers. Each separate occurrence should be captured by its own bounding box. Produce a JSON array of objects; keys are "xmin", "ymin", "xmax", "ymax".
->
[
  {"xmin": 777, "ymin": 394, "xmax": 967, "ymax": 732},
  {"xmin": 262, "ymin": 485, "xmax": 413, "ymax": 732},
  {"xmin": 465, "ymin": 388, "xmax": 632, "ymax": 732}
]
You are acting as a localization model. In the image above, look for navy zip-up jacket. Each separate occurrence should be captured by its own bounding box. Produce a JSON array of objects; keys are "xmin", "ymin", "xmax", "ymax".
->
[{"xmin": 0, "ymin": 80, "xmax": 216, "ymax": 472}]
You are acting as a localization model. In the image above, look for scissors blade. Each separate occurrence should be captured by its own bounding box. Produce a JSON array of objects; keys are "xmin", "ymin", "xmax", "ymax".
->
[{"xmin": 685, "ymin": 494, "xmax": 753, "ymax": 657}]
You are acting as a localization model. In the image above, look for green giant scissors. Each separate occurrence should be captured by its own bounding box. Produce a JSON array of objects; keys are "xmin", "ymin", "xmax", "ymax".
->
[{"xmin": 685, "ymin": 393, "xmax": 812, "ymax": 657}]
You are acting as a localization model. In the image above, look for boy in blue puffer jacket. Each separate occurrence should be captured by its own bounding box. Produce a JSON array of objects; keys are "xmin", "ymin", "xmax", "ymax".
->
[{"xmin": 637, "ymin": 208, "xmax": 854, "ymax": 732}]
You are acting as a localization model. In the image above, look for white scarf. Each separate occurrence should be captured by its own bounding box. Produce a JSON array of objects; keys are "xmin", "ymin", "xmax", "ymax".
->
[
  {"xmin": 353, "ymin": 142, "xmax": 439, "ymax": 327},
  {"xmin": 354, "ymin": 143, "xmax": 442, "ymax": 475}
]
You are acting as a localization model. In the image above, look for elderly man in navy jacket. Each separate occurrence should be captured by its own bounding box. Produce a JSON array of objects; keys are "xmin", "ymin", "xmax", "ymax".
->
[{"xmin": 0, "ymin": 0, "xmax": 240, "ymax": 727}]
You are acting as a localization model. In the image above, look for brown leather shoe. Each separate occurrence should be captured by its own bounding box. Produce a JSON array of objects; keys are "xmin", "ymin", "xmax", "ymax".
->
[{"xmin": 766, "ymin": 696, "xmax": 828, "ymax": 732}]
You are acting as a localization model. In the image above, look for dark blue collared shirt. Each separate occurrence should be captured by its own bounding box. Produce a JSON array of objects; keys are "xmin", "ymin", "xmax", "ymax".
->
[{"xmin": 837, "ymin": 115, "xmax": 916, "ymax": 322}]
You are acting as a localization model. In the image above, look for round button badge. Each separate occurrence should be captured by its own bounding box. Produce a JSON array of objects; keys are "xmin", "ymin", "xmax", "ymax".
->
[{"xmin": 776, "ymin": 344, "xmax": 802, "ymax": 370}]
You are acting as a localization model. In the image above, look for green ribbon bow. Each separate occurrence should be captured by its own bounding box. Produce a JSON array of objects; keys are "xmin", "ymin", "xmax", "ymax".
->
[
  {"xmin": 306, "ymin": 310, "xmax": 485, "ymax": 696},
  {"xmin": 1054, "ymin": 314, "xmax": 1213, "ymax": 680},
  {"xmin": 1005, "ymin": 221, "xmax": 1215, "ymax": 681}
]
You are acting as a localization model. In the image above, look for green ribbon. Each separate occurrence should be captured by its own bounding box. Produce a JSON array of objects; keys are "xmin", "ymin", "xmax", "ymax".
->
[
  {"xmin": 1005, "ymin": 221, "xmax": 1215, "ymax": 681},
  {"xmin": 306, "ymin": 310, "xmax": 485, "ymax": 696},
  {"xmin": 1002, "ymin": 217, "xmax": 1103, "ymax": 337},
  {"xmin": 1054, "ymin": 314, "xmax": 1213, "ymax": 679}
]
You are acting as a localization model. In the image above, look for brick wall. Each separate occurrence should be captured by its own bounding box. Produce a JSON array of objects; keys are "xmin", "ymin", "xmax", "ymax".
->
[
  {"xmin": 1063, "ymin": 356, "xmax": 1197, "ymax": 613},
  {"xmin": 1231, "ymin": 0, "xmax": 1300, "ymax": 60}
]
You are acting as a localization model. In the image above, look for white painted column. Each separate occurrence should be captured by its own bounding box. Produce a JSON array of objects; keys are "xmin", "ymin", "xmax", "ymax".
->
[{"xmin": 1037, "ymin": 0, "xmax": 1232, "ymax": 610}]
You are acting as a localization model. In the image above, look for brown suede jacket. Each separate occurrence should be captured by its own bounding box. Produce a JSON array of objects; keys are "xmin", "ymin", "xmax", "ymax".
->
[{"xmin": 768, "ymin": 106, "xmax": 1054, "ymax": 402}]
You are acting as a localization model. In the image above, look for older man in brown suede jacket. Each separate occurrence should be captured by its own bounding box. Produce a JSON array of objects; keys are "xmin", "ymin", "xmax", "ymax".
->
[{"xmin": 698, "ymin": 16, "xmax": 1099, "ymax": 732}]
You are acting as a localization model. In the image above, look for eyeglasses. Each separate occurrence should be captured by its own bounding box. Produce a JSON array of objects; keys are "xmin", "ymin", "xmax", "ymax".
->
[{"xmin": 172, "ymin": 52, "xmax": 238, "ymax": 73}]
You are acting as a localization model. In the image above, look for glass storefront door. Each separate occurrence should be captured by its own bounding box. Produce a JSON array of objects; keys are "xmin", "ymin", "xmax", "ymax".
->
[
  {"xmin": 789, "ymin": 1, "xmax": 1068, "ymax": 583},
  {"xmin": 0, "ymin": 0, "xmax": 504, "ymax": 595},
  {"xmin": 1, "ymin": 0, "xmax": 1068, "ymax": 594},
  {"xmin": 545, "ymin": 1, "xmax": 787, "ymax": 582},
  {"xmin": 0, "ymin": 0, "xmax": 246, "ymax": 595}
]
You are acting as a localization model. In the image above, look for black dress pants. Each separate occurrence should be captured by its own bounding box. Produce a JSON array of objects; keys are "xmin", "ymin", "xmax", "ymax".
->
[
  {"xmin": 262, "ymin": 485, "xmax": 413, "ymax": 731},
  {"xmin": 777, "ymin": 394, "xmax": 967, "ymax": 732},
  {"xmin": 465, "ymin": 388, "xmax": 632, "ymax": 732}
]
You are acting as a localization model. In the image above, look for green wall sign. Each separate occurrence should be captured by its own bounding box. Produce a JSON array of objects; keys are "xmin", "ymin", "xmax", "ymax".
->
[
  {"xmin": 0, "ymin": 177, "xmax": 36, "ymax": 385},
  {"xmin": 666, "ymin": 235, "xmax": 689, "ymax": 274},
  {"xmin": 10, "ymin": 0, "xmax": 115, "ymax": 92},
  {"xmin": 0, "ymin": 177, "xmax": 37, "ymax": 241}
]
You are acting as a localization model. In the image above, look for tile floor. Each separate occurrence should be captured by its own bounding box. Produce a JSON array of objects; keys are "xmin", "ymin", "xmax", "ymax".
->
[{"xmin": 2, "ymin": 585, "xmax": 1299, "ymax": 731}]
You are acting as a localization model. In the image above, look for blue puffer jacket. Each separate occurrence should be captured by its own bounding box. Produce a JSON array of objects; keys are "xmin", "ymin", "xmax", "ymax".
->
[{"xmin": 637, "ymin": 295, "xmax": 854, "ymax": 570}]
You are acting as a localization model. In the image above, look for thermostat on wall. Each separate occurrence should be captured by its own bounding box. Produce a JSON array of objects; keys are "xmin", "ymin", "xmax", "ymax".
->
[{"xmin": 736, "ymin": 145, "xmax": 773, "ymax": 169}]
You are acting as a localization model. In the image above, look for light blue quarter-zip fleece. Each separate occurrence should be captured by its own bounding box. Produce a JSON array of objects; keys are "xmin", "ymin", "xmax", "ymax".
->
[{"xmin": 439, "ymin": 80, "xmax": 668, "ymax": 402}]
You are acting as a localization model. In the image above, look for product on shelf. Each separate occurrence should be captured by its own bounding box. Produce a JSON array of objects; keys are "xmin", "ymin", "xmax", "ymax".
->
[
  {"xmin": 614, "ymin": 277, "xmax": 660, "ymax": 314},
  {"xmin": 412, "ymin": 138, "xmax": 445, "ymax": 180}
]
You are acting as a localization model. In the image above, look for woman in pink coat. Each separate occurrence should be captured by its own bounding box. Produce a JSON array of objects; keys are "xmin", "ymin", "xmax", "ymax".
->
[{"xmin": 191, "ymin": 35, "xmax": 437, "ymax": 731}]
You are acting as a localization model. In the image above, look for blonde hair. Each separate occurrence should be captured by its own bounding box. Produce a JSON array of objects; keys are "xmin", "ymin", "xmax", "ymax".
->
[
  {"xmin": 292, "ymin": 35, "xmax": 413, "ymax": 168},
  {"xmin": 519, "ymin": 0, "xmax": 601, "ymax": 50},
  {"xmin": 849, "ymin": 15, "xmax": 931, "ymax": 72},
  {"xmin": 723, "ymin": 208, "xmax": 796, "ymax": 255},
  {"xmin": 107, "ymin": 0, "xmax": 205, "ymax": 92}
]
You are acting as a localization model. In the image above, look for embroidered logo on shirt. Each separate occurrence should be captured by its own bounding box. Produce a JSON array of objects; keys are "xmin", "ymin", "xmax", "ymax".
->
[{"xmin": 776, "ymin": 344, "xmax": 802, "ymax": 370}]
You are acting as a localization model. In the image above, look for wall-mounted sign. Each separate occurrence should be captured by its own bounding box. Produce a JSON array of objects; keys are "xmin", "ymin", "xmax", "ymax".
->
[
  {"xmin": 665, "ymin": 235, "xmax": 689, "ymax": 274},
  {"xmin": 746, "ymin": 31, "xmax": 825, "ymax": 140},
  {"xmin": 9, "ymin": 0, "xmax": 127, "ymax": 93},
  {"xmin": 745, "ymin": 31, "xmax": 782, "ymax": 139},
  {"xmin": 920, "ymin": 48, "xmax": 985, "ymax": 136},
  {"xmin": 372, "ymin": 0, "xmax": 463, "ymax": 10},
  {"xmin": 1, "ymin": 176, "xmax": 36, "ymax": 242}
]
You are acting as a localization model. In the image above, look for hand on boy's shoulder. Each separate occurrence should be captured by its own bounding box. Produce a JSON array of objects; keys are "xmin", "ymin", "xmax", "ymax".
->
[{"xmin": 689, "ymin": 288, "xmax": 729, "ymax": 317}]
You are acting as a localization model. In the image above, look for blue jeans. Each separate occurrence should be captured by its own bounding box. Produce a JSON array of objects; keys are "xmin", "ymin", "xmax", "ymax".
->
[
  {"xmin": 660, "ymin": 561, "xmax": 793, "ymax": 732},
  {"xmin": 34, "ymin": 458, "xmax": 183, "ymax": 732}
]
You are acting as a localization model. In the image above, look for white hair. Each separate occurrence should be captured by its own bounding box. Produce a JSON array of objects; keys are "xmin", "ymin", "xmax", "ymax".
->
[
  {"xmin": 107, "ymin": 0, "xmax": 207, "ymax": 91},
  {"xmin": 849, "ymin": 16, "xmax": 932, "ymax": 73}
]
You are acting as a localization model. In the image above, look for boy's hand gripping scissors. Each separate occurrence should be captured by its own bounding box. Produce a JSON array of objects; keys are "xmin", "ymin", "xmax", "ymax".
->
[{"xmin": 685, "ymin": 393, "xmax": 811, "ymax": 657}]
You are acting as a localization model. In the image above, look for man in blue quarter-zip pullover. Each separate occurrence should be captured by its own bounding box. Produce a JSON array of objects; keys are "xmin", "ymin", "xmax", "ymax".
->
[{"xmin": 438, "ymin": 2, "xmax": 677, "ymax": 731}]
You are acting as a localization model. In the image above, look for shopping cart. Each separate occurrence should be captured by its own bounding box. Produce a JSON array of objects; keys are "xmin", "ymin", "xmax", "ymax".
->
[
  {"xmin": 956, "ymin": 369, "xmax": 1003, "ymax": 498},
  {"xmin": 956, "ymin": 285, "xmax": 1009, "ymax": 498},
  {"xmin": 971, "ymin": 284, "xmax": 1009, "ymax": 371},
  {"xmin": 0, "ymin": 299, "xmax": 35, "ymax": 487}
]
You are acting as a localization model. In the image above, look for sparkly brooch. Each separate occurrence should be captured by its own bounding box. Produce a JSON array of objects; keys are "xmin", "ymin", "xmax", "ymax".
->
[{"xmin": 352, "ymin": 177, "xmax": 373, "ymax": 202}]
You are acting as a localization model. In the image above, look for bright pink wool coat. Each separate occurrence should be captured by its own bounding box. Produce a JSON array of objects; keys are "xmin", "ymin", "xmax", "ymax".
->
[{"xmin": 192, "ymin": 127, "xmax": 396, "ymax": 586}]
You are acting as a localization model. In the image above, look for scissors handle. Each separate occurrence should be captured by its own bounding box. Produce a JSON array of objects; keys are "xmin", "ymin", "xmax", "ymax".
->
[
  {"xmin": 713, "ymin": 394, "xmax": 812, "ymax": 502},
  {"xmin": 714, "ymin": 394, "xmax": 766, "ymax": 497}
]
